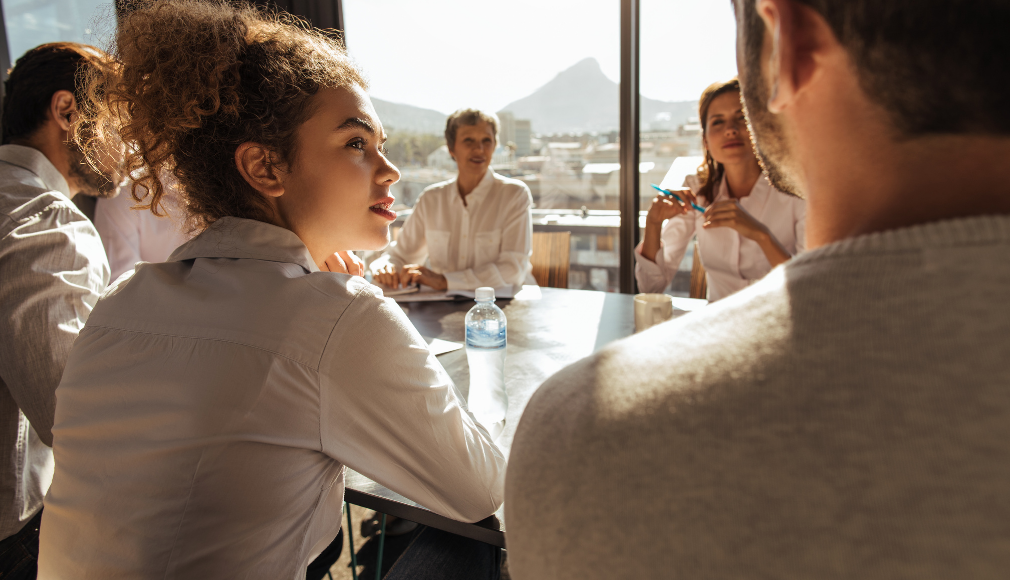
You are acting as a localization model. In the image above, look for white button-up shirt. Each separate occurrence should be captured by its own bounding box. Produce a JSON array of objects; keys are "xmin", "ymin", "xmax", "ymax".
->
[
  {"xmin": 635, "ymin": 174, "xmax": 805, "ymax": 301},
  {"xmin": 374, "ymin": 169, "xmax": 534, "ymax": 291},
  {"xmin": 94, "ymin": 188, "xmax": 191, "ymax": 281},
  {"xmin": 39, "ymin": 217, "xmax": 506, "ymax": 579},
  {"xmin": 0, "ymin": 145, "xmax": 107, "ymax": 541}
]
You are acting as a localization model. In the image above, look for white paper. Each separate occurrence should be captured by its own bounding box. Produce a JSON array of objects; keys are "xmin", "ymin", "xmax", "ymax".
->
[
  {"xmin": 390, "ymin": 284, "xmax": 515, "ymax": 303},
  {"xmin": 423, "ymin": 337, "xmax": 463, "ymax": 356}
]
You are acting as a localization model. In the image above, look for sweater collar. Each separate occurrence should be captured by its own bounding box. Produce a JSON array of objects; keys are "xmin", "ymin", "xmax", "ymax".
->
[{"xmin": 795, "ymin": 214, "xmax": 1010, "ymax": 263}]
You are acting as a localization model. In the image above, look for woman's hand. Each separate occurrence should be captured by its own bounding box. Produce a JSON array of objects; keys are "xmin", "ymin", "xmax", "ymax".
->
[
  {"xmin": 641, "ymin": 190, "xmax": 699, "ymax": 263},
  {"xmin": 402, "ymin": 265, "xmax": 448, "ymax": 291},
  {"xmin": 324, "ymin": 251, "xmax": 364, "ymax": 277},
  {"xmin": 646, "ymin": 190, "xmax": 698, "ymax": 227},
  {"xmin": 702, "ymin": 200, "xmax": 770, "ymax": 241},
  {"xmin": 373, "ymin": 264, "xmax": 403, "ymax": 288},
  {"xmin": 702, "ymin": 200, "xmax": 792, "ymax": 267}
]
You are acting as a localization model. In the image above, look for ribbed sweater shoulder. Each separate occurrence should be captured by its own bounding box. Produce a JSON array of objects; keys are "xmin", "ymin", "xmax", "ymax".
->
[{"xmin": 506, "ymin": 214, "xmax": 1010, "ymax": 580}]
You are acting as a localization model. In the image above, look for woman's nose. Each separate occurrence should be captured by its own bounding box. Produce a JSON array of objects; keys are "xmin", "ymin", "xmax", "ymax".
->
[{"xmin": 380, "ymin": 156, "xmax": 400, "ymax": 183}]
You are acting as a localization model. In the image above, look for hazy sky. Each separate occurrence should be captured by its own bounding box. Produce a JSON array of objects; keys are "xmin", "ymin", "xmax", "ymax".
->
[{"xmin": 342, "ymin": 0, "xmax": 739, "ymax": 114}]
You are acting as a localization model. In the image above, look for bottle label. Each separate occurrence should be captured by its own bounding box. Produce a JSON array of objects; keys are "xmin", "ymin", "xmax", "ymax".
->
[{"xmin": 465, "ymin": 323, "xmax": 506, "ymax": 350}]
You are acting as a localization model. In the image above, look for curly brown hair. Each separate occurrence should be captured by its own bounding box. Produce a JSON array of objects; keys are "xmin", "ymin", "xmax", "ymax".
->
[
  {"xmin": 695, "ymin": 78, "xmax": 742, "ymax": 206},
  {"xmin": 79, "ymin": 0, "xmax": 367, "ymax": 228}
]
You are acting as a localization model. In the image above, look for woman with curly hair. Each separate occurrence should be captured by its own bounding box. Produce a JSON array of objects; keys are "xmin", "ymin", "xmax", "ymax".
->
[
  {"xmin": 636, "ymin": 79, "xmax": 806, "ymax": 302},
  {"xmin": 37, "ymin": 1, "xmax": 506, "ymax": 578}
]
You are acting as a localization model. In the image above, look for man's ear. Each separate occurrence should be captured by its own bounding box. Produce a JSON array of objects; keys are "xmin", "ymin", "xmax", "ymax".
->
[
  {"xmin": 755, "ymin": 0, "xmax": 833, "ymax": 113},
  {"xmin": 234, "ymin": 143, "xmax": 285, "ymax": 199},
  {"xmin": 50, "ymin": 90, "xmax": 77, "ymax": 133}
]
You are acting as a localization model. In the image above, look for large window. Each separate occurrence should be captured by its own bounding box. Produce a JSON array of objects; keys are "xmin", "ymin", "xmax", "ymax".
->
[
  {"xmin": 638, "ymin": 0, "xmax": 738, "ymax": 295},
  {"xmin": 343, "ymin": 0, "xmax": 623, "ymax": 291},
  {"xmin": 0, "ymin": 0, "xmax": 741, "ymax": 295},
  {"xmin": 1, "ymin": 0, "xmax": 112, "ymax": 64}
]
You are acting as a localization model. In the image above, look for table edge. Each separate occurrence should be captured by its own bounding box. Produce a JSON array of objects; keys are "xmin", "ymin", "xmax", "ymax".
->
[{"xmin": 344, "ymin": 488, "xmax": 506, "ymax": 549}]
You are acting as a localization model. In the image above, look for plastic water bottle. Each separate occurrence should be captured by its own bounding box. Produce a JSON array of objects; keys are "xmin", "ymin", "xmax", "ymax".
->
[{"xmin": 465, "ymin": 287, "xmax": 508, "ymax": 440}]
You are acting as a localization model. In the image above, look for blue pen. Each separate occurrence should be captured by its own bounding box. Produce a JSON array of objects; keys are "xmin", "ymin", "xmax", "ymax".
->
[{"xmin": 651, "ymin": 183, "xmax": 706, "ymax": 213}]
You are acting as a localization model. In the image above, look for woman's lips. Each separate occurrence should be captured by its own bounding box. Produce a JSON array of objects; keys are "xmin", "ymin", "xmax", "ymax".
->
[
  {"xmin": 369, "ymin": 206, "xmax": 397, "ymax": 221},
  {"xmin": 369, "ymin": 196, "xmax": 397, "ymax": 221},
  {"xmin": 723, "ymin": 141, "xmax": 744, "ymax": 149}
]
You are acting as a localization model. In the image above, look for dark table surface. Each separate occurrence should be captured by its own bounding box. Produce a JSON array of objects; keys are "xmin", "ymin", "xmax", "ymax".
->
[{"xmin": 344, "ymin": 287, "xmax": 694, "ymax": 547}]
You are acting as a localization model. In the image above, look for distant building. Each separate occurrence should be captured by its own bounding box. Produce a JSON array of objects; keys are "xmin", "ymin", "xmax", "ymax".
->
[
  {"xmin": 679, "ymin": 116, "xmax": 702, "ymax": 137},
  {"xmin": 426, "ymin": 145, "xmax": 457, "ymax": 171},
  {"xmin": 650, "ymin": 111, "xmax": 676, "ymax": 132},
  {"xmin": 496, "ymin": 111, "xmax": 532, "ymax": 157},
  {"xmin": 492, "ymin": 145, "xmax": 516, "ymax": 171},
  {"xmin": 514, "ymin": 119, "xmax": 532, "ymax": 156},
  {"xmin": 498, "ymin": 111, "xmax": 515, "ymax": 147}
]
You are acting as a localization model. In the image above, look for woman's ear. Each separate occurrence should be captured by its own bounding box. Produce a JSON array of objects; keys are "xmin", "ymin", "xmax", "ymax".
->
[{"xmin": 234, "ymin": 143, "xmax": 285, "ymax": 199}]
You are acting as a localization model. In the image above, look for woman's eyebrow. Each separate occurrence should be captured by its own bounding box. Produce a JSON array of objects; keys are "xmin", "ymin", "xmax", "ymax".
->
[{"xmin": 336, "ymin": 117, "xmax": 377, "ymax": 135}]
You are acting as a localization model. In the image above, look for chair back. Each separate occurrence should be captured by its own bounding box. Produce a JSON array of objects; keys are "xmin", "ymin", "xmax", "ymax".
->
[
  {"xmin": 530, "ymin": 231, "xmax": 571, "ymax": 288},
  {"xmin": 689, "ymin": 239, "xmax": 708, "ymax": 299}
]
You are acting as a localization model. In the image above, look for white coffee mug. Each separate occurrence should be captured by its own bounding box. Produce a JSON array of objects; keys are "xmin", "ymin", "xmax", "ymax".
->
[{"xmin": 634, "ymin": 293, "xmax": 675, "ymax": 332}]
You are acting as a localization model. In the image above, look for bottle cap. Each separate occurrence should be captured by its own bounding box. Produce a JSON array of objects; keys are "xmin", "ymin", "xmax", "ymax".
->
[{"xmin": 475, "ymin": 287, "xmax": 495, "ymax": 301}]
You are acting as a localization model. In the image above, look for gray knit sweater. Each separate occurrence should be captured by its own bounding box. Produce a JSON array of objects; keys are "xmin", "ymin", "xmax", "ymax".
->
[{"xmin": 506, "ymin": 215, "xmax": 1010, "ymax": 579}]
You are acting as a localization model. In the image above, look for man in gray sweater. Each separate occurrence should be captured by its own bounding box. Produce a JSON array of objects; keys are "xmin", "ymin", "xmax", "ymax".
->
[{"xmin": 506, "ymin": 0, "xmax": 1010, "ymax": 578}]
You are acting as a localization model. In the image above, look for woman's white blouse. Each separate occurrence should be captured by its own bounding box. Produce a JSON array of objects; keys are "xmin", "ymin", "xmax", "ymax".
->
[
  {"xmin": 39, "ymin": 217, "xmax": 506, "ymax": 580},
  {"xmin": 635, "ymin": 174, "xmax": 806, "ymax": 301},
  {"xmin": 375, "ymin": 169, "xmax": 534, "ymax": 291}
]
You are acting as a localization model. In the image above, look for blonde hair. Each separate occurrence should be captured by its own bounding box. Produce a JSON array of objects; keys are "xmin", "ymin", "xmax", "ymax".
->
[{"xmin": 444, "ymin": 108, "xmax": 499, "ymax": 151}]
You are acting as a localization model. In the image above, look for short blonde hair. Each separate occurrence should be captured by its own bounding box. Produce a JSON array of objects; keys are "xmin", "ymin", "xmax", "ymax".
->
[{"xmin": 444, "ymin": 108, "xmax": 499, "ymax": 150}]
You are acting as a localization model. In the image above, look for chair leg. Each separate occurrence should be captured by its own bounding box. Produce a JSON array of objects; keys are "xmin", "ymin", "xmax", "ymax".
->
[
  {"xmin": 375, "ymin": 513, "xmax": 387, "ymax": 580},
  {"xmin": 345, "ymin": 503, "xmax": 358, "ymax": 580}
]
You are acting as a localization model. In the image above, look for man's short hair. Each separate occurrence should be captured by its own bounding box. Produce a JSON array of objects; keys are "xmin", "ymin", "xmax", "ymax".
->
[
  {"xmin": 2, "ymin": 42, "xmax": 109, "ymax": 144},
  {"xmin": 444, "ymin": 109, "xmax": 499, "ymax": 151},
  {"xmin": 741, "ymin": 0, "xmax": 1010, "ymax": 136}
]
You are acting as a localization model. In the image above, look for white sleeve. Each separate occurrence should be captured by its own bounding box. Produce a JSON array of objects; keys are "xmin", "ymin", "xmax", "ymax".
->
[
  {"xmin": 443, "ymin": 186, "xmax": 532, "ymax": 291},
  {"xmin": 94, "ymin": 194, "xmax": 142, "ymax": 282},
  {"xmin": 634, "ymin": 213, "xmax": 696, "ymax": 294},
  {"xmin": 318, "ymin": 285, "xmax": 506, "ymax": 522},
  {"xmin": 0, "ymin": 204, "xmax": 107, "ymax": 445}
]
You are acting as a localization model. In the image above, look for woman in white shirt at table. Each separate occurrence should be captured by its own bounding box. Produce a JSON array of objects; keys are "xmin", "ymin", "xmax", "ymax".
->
[
  {"xmin": 38, "ymin": 3, "xmax": 505, "ymax": 579},
  {"xmin": 94, "ymin": 175, "xmax": 191, "ymax": 281},
  {"xmin": 636, "ymin": 78, "xmax": 805, "ymax": 301},
  {"xmin": 372, "ymin": 109, "xmax": 534, "ymax": 293}
]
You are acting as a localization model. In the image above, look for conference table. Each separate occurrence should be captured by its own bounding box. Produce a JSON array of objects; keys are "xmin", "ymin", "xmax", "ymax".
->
[{"xmin": 344, "ymin": 287, "xmax": 702, "ymax": 548}]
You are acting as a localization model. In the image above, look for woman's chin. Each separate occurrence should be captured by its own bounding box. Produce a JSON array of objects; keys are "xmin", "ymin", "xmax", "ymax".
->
[{"xmin": 360, "ymin": 229, "xmax": 393, "ymax": 252}]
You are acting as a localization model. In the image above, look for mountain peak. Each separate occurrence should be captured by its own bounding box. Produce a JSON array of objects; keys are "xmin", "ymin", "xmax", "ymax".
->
[
  {"xmin": 553, "ymin": 57, "xmax": 606, "ymax": 83},
  {"xmin": 567, "ymin": 57, "xmax": 603, "ymax": 73},
  {"xmin": 497, "ymin": 56, "xmax": 696, "ymax": 135}
]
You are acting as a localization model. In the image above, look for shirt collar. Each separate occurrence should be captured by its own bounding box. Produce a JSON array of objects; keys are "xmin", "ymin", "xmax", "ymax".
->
[
  {"xmin": 169, "ymin": 216, "xmax": 320, "ymax": 273},
  {"xmin": 0, "ymin": 144, "xmax": 71, "ymax": 198},
  {"xmin": 455, "ymin": 168, "xmax": 495, "ymax": 208},
  {"xmin": 715, "ymin": 173, "xmax": 771, "ymax": 203}
]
